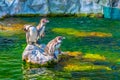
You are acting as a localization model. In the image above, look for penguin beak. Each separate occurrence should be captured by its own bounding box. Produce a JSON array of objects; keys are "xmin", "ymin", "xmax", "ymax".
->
[
  {"xmin": 23, "ymin": 28, "xmax": 27, "ymax": 31},
  {"xmin": 43, "ymin": 19, "xmax": 49, "ymax": 24},
  {"xmin": 46, "ymin": 20, "xmax": 49, "ymax": 23}
]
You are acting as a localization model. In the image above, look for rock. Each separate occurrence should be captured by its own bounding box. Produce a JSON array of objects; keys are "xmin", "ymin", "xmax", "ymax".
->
[
  {"xmin": 66, "ymin": 0, "xmax": 80, "ymax": 14},
  {"xmin": 49, "ymin": 0, "xmax": 67, "ymax": 14},
  {"xmin": 107, "ymin": 0, "xmax": 120, "ymax": 8},
  {"xmin": 80, "ymin": 0, "xmax": 103, "ymax": 13},
  {"xmin": 22, "ymin": 44, "xmax": 60, "ymax": 64},
  {"xmin": 20, "ymin": 0, "xmax": 49, "ymax": 14},
  {"xmin": 0, "ymin": 0, "xmax": 119, "ymax": 18}
]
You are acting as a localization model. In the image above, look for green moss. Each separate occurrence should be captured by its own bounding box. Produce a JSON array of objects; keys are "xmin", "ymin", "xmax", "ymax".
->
[
  {"xmin": 46, "ymin": 13, "xmax": 75, "ymax": 17},
  {"xmin": 64, "ymin": 64, "xmax": 111, "ymax": 71},
  {"xmin": 75, "ymin": 13, "xmax": 103, "ymax": 18},
  {"xmin": 0, "ymin": 14, "xmax": 11, "ymax": 20},
  {"xmin": 83, "ymin": 53, "xmax": 106, "ymax": 61},
  {"xmin": 52, "ymin": 28, "xmax": 112, "ymax": 37},
  {"xmin": 0, "ymin": 13, "xmax": 103, "ymax": 20},
  {"xmin": 75, "ymin": 13, "xmax": 88, "ymax": 17},
  {"xmin": 13, "ymin": 14, "xmax": 42, "ymax": 17},
  {"xmin": 22, "ymin": 59, "xmax": 59, "ymax": 69}
]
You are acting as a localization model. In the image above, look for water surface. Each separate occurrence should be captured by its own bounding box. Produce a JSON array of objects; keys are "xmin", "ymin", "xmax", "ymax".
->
[{"xmin": 0, "ymin": 17, "xmax": 120, "ymax": 80}]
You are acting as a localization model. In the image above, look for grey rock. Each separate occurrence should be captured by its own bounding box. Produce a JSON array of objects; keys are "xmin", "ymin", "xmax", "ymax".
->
[
  {"xmin": 21, "ymin": 0, "xmax": 49, "ymax": 14},
  {"xmin": 66, "ymin": 0, "xmax": 80, "ymax": 14},
  {"xmin": 80, "ymin": 0, "xmax": 102, "ymax": 13},
  {"xmin": 22, "ymin": 44, "xmax": 59, "ymax": 64},
  {"xmin": 0, "ymin": 0, "xmax": 119, "ymax": 18},
  {"xmin": 48, "ymin": 0, "xmax": 67, "ymax": 14}
]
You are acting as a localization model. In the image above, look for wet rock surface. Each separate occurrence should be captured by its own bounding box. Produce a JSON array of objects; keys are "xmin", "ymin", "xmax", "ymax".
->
[{"xmin": 22, "ymin": 44, "xmax": 60, "ymax": 64}]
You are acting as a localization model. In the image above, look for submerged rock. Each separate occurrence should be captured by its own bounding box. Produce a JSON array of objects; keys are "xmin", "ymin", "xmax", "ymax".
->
[{"xmin": 22, "ymin": 44, "xmax": 60, "ymax": 64}]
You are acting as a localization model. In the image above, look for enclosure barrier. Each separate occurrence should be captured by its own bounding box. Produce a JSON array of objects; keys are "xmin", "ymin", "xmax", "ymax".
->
[{"xmin": 103, "ymin": 6, "xmax": 120, "ymax": 20}]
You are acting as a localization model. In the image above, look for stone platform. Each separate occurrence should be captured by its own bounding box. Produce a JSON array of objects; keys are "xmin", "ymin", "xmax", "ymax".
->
[{"xmin": 22, "ymin": 44, "xmax": 60, "ymax": 64}]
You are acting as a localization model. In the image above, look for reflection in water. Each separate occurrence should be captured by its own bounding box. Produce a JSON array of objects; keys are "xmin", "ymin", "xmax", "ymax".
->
[
  {"xmin": 22, "ymin": 64, "xmax": 120, "ymax": 80},
  {"xmin": 24, "ymin": 68, "xmax": 46, "ymax": 76},
  {"xmin": 1, "ymin": 17, "xmax": 120, "ymax": 79},
  {"xmin": 22, "ymin": 66, "xmax": 53, "ymax": 79},
  {"xmin": 22, "ymin": 53, "xmax": 120, "ymax": 80}
]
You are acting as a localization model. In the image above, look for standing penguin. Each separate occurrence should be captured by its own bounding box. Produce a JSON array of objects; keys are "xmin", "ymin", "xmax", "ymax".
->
[
  {"xmin": 23, "ymin": 18, "xmax": 49, "ymax": 45},
  {"xmin": 44, "ymin": 36, "xmax": 65, "ymax": 58},
  {"xmin": 36, "ymin": 18, "xmax": 49, "ymax": 40}
]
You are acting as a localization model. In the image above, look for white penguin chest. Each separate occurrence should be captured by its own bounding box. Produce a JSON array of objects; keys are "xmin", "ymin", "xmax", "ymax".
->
[
  {"xmin": 40, "ymin": 26, "xmax": 45, "ymax": 36},
  {"xmin": 55, "ymin": 43, "xmax": 61, "ymax": 49},
  {"xmin": 29, "ymin": 27, "xmax": 37, "ymax": 42}
]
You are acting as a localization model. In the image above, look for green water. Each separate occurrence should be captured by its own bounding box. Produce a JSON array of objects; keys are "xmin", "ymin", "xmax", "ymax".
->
[{"xmin": 0, "ymin": 17, "xmax": 120, "ymax": 80}]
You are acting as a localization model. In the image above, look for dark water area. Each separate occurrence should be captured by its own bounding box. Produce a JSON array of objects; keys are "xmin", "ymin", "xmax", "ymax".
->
[{"xmin": 0, "ymin": 17, "xmax": 120, "ymax": 80}]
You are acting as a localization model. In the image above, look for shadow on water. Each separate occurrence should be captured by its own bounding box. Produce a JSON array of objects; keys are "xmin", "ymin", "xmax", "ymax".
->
[
  {"xmin": 22, "ymin": 56, "xmax": 120, "ymax": 80},
  {"xmin": 22, "ymin": 51, "xmax": 120, "ymax": 80},
  {"xmin": 79, "ymin": 37, "xmax": 120, "ymax": 51},
  {"xmin": 61, "ymin": 36, "xmax": 120, "ymax": 53}
]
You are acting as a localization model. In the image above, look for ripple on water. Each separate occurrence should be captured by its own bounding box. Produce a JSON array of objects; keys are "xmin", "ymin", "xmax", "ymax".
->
[{"xmin": 1, "ymin": 17, "xmax": 120, "ymax": 79}]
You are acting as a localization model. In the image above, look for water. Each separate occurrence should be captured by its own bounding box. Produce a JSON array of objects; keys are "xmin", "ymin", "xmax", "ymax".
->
[{"xmin": 0, "ymin": 17, "xmax": 120, "ymax": 80}]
